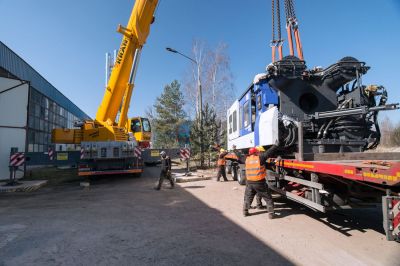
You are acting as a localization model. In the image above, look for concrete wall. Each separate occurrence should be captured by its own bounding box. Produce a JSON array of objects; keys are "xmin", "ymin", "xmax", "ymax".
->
[{"xmin": 0, "ymin": 77, "xmax": 29, "ymax": 180}]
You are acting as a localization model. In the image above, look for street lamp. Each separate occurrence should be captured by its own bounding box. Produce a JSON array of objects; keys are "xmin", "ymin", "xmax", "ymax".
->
[
  {"xmin": 165, "ymin": 47, "xmax": 203, "ymax": 124},
  {"xmin": 166, "ymin": 46, "xmax": 204, "ymax": 166}
]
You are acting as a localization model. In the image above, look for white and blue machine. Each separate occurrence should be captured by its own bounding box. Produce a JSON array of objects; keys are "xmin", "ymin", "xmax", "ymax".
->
[{"xmin": 227, "ymin": 75, "xmax": 279, "ymax": 151}]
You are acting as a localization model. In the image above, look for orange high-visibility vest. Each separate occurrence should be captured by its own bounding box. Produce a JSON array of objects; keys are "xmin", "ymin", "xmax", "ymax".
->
[
  {"xmin": 245, "ymin": 155, "xmax": 266, "ymax": 181},
  {"xmin": 217, "ymin": 153, "xmax": 226, "ymax": 166},
  {"xmin": 224, "ymin": 153, "xmax": 238, "ymax": 161}
]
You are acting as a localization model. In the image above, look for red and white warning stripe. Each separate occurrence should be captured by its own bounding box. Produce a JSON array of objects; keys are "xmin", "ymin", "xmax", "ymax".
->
[
  {"xmin": 391, "ymin": 198, "xmax": 400, "ymax": 238},
  {"xmin": 134, "ymin": 147, "xmax": 142, "ymax": 159},
  {"xmin": 48, "ymin": 147, "xmax": 54, "ymax": 161},
  {"xmin": 180, "ymin": 148, "xmax": 190, "ymax": 160},
  {"xmin": 9, "ymin": 152, "xmax": 25, "ymax": 167},
  {"xmin": 80, "ymin": 147, "xmax": 84, "ymax": 159}
]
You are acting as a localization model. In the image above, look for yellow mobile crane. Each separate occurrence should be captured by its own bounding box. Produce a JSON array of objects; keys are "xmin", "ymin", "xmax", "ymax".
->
[{"xmin": 52, "ymin": 0, "xmax": 158, "ymax": 176}]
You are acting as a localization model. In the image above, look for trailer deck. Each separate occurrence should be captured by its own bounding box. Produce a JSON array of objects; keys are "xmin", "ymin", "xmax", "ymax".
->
[{"xmin": 273, "ymin": 158, "xmax": 400, "ymax": 187}]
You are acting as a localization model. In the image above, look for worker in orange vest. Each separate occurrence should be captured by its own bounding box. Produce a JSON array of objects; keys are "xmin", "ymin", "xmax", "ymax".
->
[
  {"xmin": 243, "ymin": 146, "xmax": 275, "ymax": 219},
  {"xmin": 217, "ymin": 148, "xmax": 229, "ymax": 181}
]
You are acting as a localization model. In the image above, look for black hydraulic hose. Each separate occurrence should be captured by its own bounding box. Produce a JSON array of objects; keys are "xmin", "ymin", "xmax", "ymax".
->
[
  {"xmin": 317, "ymin": 122, "xmax": 327, "ymax": 138},
  {"xmin": 323, "ymin": 119, "xmax": 335, "ymax": 138},
  {"xmin": 288, "ymin": 126, "xmax": 297, "ymax": 146},
  {"xmin": 370, "ymin": 112, "xmax": 381, "ymax": 149}
]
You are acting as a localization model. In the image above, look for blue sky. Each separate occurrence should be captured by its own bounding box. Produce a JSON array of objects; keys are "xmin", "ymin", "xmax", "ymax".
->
[{"xmin": 1, "ymin": 0, "xmax": 399, "ymax": 122}]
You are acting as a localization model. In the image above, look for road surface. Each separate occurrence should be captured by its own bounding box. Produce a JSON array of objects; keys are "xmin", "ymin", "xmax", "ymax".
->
[{"xmin": 0, "ymin": 166, "xmax": 398, "ymax": 265}]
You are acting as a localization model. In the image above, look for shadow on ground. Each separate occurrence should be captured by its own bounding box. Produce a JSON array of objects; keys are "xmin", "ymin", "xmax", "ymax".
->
[
  {"xmin": 0, "ymin": 167, "xmax": 293, "ymax": 266},
  {"xmin": 254, "ymin": 195, "xmax": 386, "ymax": 238}
]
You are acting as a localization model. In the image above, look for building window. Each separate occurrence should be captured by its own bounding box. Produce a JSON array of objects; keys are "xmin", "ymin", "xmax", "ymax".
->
[{"xmin": 27, "ymin": 88, "xmax": 84, "ymax": 153}]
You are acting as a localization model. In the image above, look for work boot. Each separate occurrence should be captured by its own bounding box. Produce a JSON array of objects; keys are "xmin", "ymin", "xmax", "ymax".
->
[
  {"xmin": 243, "ymin": 209, "xmax": 249, "ymax": 217},
  {"xmin": 268, "ymin": 212, "xmax": 275, "ymax": 219}
]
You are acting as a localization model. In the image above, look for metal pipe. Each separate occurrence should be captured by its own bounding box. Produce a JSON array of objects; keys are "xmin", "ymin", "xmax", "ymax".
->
[
  {"xmin": 117, "ymin": 49, "xmax": 142, "ymax": 128},
  {"xmin": 129, "ymin": 49, "xmax": 142, "ymax": 84}
]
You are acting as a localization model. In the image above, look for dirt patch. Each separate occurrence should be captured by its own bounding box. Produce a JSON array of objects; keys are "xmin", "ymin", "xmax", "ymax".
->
[{"xmin": 23, "ymin": 167, "xmax": 83, "ymax": 186}]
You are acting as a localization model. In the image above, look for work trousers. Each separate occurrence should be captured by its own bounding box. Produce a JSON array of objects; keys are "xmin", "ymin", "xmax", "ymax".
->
[
  {"xmin": 156, "ymin": 170, "xmax": 174, "ymax": 190},
  {"xmin": 244, "ymin": 181, "xmax": 274, "ymax": 213},
  {"xmin": 255, "ymin": 194, "xmax": 263, "ymax": 207},
  {"xmin": 217, "ymin": 165, "xmax": 228, "ymax": 181}
]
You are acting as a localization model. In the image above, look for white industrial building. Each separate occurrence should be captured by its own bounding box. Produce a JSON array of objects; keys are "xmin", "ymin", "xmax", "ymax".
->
[{"xmin": 0, "ymin": 41, "xmax": 89, "ymax": 180}]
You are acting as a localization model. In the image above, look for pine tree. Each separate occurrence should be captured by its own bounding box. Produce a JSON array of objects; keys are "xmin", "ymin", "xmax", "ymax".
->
[
  {"xmin": 150, "ymin": 80, "xmax": 186, "ymax": 148},
  {"xmin": 190, "ymin": 104, "xmax": 223, "ymax": 167}
]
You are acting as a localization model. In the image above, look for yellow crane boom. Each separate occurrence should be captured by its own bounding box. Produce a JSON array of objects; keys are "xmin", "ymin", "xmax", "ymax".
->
[
  {"xmin": 97, "ymin": 0, "xmax": 158, "ymax": 127},
  {"xmin": 52, "ymin": 0, "xmax": 158, "ymax": 144}
]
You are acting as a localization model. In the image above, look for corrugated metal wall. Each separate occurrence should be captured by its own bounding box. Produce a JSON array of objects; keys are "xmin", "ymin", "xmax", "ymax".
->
[{"xmin": 0, "ymin": 41, "xmax": 90, "ymax": 120}]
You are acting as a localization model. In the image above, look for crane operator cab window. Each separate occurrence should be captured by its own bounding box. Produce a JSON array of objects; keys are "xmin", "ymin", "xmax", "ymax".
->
[
  {"xmin": 141, "ymin": 118, "xmax": 151, "ymax": 132},
  {"xmin": 131, "ymin": 119, "xmax": 141, "ymax": 133},
  {"xmin": 131, "ymin": 118, "xmax": 151, "ymax": 133}
]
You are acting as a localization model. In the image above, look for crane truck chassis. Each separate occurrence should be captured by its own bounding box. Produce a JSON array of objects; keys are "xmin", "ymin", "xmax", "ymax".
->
[{"xmin": 52, "ymin": 0, "xmax": 159, "ymax": 176}]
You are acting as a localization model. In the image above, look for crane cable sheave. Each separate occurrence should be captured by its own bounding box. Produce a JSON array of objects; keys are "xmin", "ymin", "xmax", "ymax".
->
[{"xmin": 95, "ymin": 0, "xmax": 158, "ymax": 127}]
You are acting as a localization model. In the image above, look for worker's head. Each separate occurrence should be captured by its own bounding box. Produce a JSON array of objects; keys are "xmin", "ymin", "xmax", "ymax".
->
[
  {"xmin": 249, "ymin": 147, "xmax": 258, "ymax": 156},
  {"xmin": 160, "ymin": 151, "xmax": 166, "ymax": 158},
  {"xmin": 256, "ymin": 146, "xmax": 265, "ymax": 152},
  {"xmin": 220, "ymin": 148, "xmax": 225, "ymax": 153}
]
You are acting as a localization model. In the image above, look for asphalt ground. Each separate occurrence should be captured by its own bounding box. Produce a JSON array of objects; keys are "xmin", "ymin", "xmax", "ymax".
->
[{"xmin": 0, "ymin": 166, "xmax": 399, "ymax": 265}]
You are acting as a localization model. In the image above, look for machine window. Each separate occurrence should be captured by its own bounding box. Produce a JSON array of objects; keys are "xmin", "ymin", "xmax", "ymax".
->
[
  {"xmin": 229, "ymin": 114, "xmax": 232, "ymax": 134},
  {"xmin": 131, "ymin": 120, "xmax": 141, "ymax": 133},
  {"xmin": 233, "ymin": 111, "xmax": 237, "ymax": 132},
  {"xmin": 142, "ymin": 119, "xmax": 151, "ymax": 132},
  {"xmin": 257, "ymin": 94, "xmax": 262, "ymax": 110},
  {"xmin": 244, "ymin": 101, "xmax": 249, "ymax": 127},
  {"xmin": 239, "ymin": 106, "xmax": 243, "ymax": 130}
]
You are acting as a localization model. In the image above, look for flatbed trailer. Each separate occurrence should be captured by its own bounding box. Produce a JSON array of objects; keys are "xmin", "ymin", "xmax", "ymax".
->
[{"xmin": 261, "ymin": 155, "xmax": 400, "ymax": 242}]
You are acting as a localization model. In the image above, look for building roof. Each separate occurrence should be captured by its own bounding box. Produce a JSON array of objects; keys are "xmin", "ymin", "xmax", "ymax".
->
[{"xmin": 0, "ymin": 41, "xmax": 90, "ymax": 119}]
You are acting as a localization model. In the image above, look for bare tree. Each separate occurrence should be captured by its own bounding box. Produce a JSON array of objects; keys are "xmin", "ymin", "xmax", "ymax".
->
[
  {"xmin": 204, "ymin": 42, "xmax": 235, "ymax": 119},
  {"xmin": 183, "ymin": 40, "xmax": 235, "ymax": 121},
  {"xmin": 380, "ymin": 116, "xmax": 394, "ymax": 147}
]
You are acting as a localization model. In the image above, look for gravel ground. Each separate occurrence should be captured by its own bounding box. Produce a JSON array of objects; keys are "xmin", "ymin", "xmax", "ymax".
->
[{"xmin": 0, "ymin": 166, "xmax": 399, "ymax": 266}]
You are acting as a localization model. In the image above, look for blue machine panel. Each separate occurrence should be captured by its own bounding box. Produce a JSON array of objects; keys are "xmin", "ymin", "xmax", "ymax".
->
[
  {"xmin": 254, "ymin": 81, "xmax": 278, "ymax": 146},
  {"xmin": 255, "ymin": 81, "xmax": 278, "ymax": 118}
]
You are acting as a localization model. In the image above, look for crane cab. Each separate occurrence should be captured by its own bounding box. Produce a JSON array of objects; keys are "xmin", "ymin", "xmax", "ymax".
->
[{"xmin": 129, "ymin": 117, "xmax": 151, "ymax": 148}]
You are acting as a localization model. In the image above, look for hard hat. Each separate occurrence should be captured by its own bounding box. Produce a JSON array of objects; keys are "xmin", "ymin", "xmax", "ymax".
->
[
  {"xmin": 160, "ymin": 151, "xmax": 166, "ymax": 157},
  {"xmin": 256, "ymin": 146, "xmax": 265, "ymax": 152},
  {"xmin": 249, "ymin": 147, "xmax": 258, "ymax": 155},
  {"xmin": 220, "ymin": 148, "xmax": 225, "ymax": 153}
]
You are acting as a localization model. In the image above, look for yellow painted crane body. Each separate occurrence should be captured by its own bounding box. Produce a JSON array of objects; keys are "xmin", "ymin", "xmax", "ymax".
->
[{"xmin": 52, "ymin": 0, "xmax": 158, "ymax": 144}]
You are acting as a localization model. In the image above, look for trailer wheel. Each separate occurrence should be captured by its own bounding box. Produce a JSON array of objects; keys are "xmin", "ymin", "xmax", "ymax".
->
[{"xmin": 237, "ymin": 168, "xmax": 246, "ymax": 185}]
